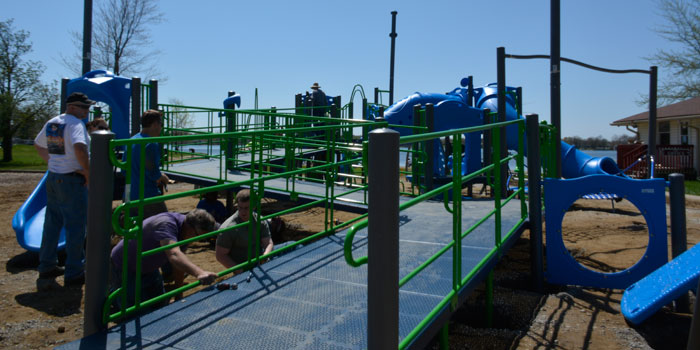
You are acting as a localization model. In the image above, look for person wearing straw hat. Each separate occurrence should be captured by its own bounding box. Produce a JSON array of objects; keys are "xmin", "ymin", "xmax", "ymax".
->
[
  {"xmin": 307, "ymin": 82, "xmax": 327, "ymax": 118},
  {"xmin": 33, "ymin": 92, "xmax": 95, "ymax": 288}
]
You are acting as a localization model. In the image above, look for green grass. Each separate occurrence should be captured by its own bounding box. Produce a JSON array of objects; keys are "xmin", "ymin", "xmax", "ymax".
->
[
  {"xmin": 0, "ymin": 145, "xmax": 47, "ymax": 171},
  {"xmin": 686, "ymin": 180, "xmax": 700, "ymax": 196}
]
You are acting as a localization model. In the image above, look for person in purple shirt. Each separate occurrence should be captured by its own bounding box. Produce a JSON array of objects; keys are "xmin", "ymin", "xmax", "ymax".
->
[{"xmin": 110, "ymin": 209, "xmax": 218, "ymax": 307}]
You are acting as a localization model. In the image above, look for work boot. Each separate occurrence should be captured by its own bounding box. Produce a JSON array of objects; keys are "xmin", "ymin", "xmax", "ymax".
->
[{"xmin": 38, "ymin": 266, "xmax": 64, "ymax": 279}]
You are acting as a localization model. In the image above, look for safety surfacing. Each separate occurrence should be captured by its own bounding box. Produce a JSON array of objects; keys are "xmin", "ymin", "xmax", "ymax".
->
[{"xmin": 59, "ymin": 197, "xmax": 525, "ymax": 350}]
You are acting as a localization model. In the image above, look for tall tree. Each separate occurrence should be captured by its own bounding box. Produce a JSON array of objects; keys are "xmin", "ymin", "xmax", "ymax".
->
[
  {"xmin": 648, "ymin": 0, "xmax": 700, "ymax": 104},
  {"xmin": 63, "ymin": 0, "xmax": 163, "ymax": 79},
  {"xmin": 0, "ymin": 19, "xmax": 58, "ymax": 162}
]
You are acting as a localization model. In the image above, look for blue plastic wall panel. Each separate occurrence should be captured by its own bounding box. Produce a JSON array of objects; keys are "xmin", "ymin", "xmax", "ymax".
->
[
  {"xmin": 544, "ymin": 175, "xmax": 667, "ymax": 289},
  {"xmin": 59, "ymin": 198, "xmax": 525, "ymax": 350},
  {"xmin": 67, "ymin": 70, "xmax": 132, "ymax": 141},
  {"xmin": 621, "ymin": 243, "xmax": 700, "ymax": 324}
]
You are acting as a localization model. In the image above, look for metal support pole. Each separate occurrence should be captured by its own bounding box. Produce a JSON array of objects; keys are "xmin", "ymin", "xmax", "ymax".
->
[
  {"xmin": 374, "ymin": 87, "xmax": 379, "ymax": 105},
  {"xmin": 670, "ymin": 173, "xmax": 689, "ymax": 312},
  {"xmin": 425, "ymin": 103, "xmax": 435, "ymax": 192},
  {"xmin": 389, "ymin": 11, "xmax": 398, "ymax": 106},
  {"xmin": 84, "ymin": 131, "xmax": 115, "ymax": 336},
  {"xmin": 149, "ymin": 79, "xmax": 158, "ymax": 110},
  {"xmin": 526, "ymin": 114, "xmax": 544, "ymax": 291},
  {"xmin": 226, "ymin": 91, "xmax": 236, "ymax": 173},
  {"xmin": 82, "ymin": 0, "xmax": 92, "ymax": 75},
  {"xmin": 649, "ymin": 66, "xmax": 658, "ymax": 177},
  {"xmin": 483, "ymin": 108, "xmax": 492, "ymax": 197},
  {"xmin": 688, "ymin": 277, "xmax": 700, "ymax": 350},
  {"xmin": 295, "ymin": 93, "xmax": 303, "ymax": 115},
  {"xmin": 60, "ymin": 78, "xmax": 69, "ymax": 113},
  {"xmin": 467, "ymin": 75, "xmax": 474, "ymax": 107},
  {"xmin": 497, "ymin": 47, "xmax": 508, "ymax": 195},
  {"xmin": 551, "ymin": 0, "xmax": 562, "ymax": 178},
  {"xmin": 130, "ymin": 77, "xmax": 141, "ymax": 136},
  {"xmin": 367, "ymin": 128, "xmax": 399, "ymax": 350}
]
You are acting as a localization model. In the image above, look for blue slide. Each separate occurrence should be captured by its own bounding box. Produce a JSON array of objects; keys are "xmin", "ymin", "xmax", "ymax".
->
[
  {"xmin": 621, "ymin": 243, "xmax": 700, "ymax": 324},
  {"xmin": 383, "ymin": 81, "xmax": 623, "ymax": 178},
  {"xmin": 12, "ymin": 173, "xmax": 66, "ymax": 252},
  {"xmin": 12, "ymin": 71, "xmax": 132, "ymax": 252}
]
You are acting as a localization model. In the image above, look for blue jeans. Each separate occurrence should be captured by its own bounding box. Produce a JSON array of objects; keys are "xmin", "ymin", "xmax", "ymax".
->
[{"xmin": 39, "ymin": 172, "xmax": 88, "ymax": 279}]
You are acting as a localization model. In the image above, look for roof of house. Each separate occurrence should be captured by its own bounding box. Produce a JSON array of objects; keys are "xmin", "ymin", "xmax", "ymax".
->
[{"xmin": 611, "ymin": 96, "xmax": 700, "ymax": 125}]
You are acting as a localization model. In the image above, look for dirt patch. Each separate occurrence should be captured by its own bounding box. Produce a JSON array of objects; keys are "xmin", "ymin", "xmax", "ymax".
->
[{"xmin": 1, "ymin": 172, "xmax": 698, "ymax": 349}]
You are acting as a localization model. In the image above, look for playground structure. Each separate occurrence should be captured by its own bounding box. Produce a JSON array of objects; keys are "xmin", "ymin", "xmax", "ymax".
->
[
  {"xmin": 10, "ymin": 63, "xmax": 691, "ymax": 348},
  {"xmin": 0, "ymin": 51, "xmax": 688, "ymax": 347}
]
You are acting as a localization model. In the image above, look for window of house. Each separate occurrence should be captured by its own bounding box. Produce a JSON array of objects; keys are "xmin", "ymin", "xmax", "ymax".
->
[
  {"xmin": 680, "ymin": 122, "xmax": 689, "ymax": 145},
  {"xmin": 659, "ymin": 121, "xmax": 670, "ymax": 145}
]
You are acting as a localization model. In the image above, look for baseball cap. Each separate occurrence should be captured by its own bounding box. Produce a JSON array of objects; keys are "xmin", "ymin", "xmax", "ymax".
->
[{"xmin": 66, "ymin": 92, "xmax": 97, "ymax": 106}]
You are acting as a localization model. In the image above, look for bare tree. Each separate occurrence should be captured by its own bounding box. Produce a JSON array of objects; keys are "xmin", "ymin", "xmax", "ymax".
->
[
  {"xmin": 646, "ymin": 0, "xmax": 700, "ymax": 105},
  {"xmin": 166, "ymin": 98, "xmax": 194, "ymax": 133},
  {"xmin": 1, "ymin": 19, "xmax": 58, "ymax": 161},
  {"xmin": 63, "ymin": 0, "xmax": 164, "ymax": 79}
]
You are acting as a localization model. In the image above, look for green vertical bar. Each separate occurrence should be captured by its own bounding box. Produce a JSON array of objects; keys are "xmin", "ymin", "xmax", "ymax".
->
[
  {"xmin": 486, "ymin": 271, "xmax": 494, "ymax": 327},
  {"xmin": 517, "ymin": 121, "xmax": 527, "ymax": 218},
  {"xmin": 452, "ymin": 133, "xmax": 462, "ymax": 291},
  {"xmin": 492, "ymin": 127, "xmax": 502, "ymax": 248},
  {"xmin": 439, "ymin": 323, "xmax": 449, "ymax": 350}
]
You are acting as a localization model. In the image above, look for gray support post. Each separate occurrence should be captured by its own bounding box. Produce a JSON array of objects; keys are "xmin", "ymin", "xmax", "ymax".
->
[
  {"xmin": 131, "ymin": 77, "xmax": 141, "ymax": 136},
  {"xmin": 374, "ymin": 87, "xmax": 379, "ymax": 105},
  {"xmin": 467, "ymin": 75, "xmax": 474, "ymax": 107},
  {"xmin": 649, "ymin": 66, "xmax": 658, "ymax": 177},
  {"xmin": 225, "ymin": 91, "xmax": 236, "ymax": 173},
  {"xmin": 362, "ymin": 98, "xmax": 369, "ymax": 141},
  {"xmin": 61, "ymin": 78, "xmax": 69, "ymax": 113},
  {"xmin": 388, "ymin": 11, "xmax": 398, "ymax": 106},
  {"xmin": 82, "ymin": 0, "xmax": 92, "ymax": 75},
  {"xmin": 670, "ymin": 173, "xmax": 689, "ymax": 312},
  {"xmin": 333, "ymin": 96, "xmax": 342, "ymax": 118},
  {"xmin": 497, "ymin": 47, "xmax": 508, "ymax": 194},
  {"xmin": 84, "ymin": 131, "xmax": 116, "ymax": 336},
  {"xmin": 295, "ymin": 93, "xmax": 303, "ymax": 115},
  {"xmin": 368, "ymin": 128, "xmax": 400, "ymax": 350},
  {"xmin": 551, "ymin": 0, "xmax": 562, "ymax": 178},
  {"xmin": 688, "ymin": 278, "xmax": 700, "ymax": 350},
  {"xmin": 149, "ymin": 79, "xmax": 158, "ymax": 110},
  {"xmin": 425, "ymin": 103, "xmax": 435, "ymax": 192},
  {"xmin": 526, "ymin": 114, "xmax": 544, "ymax": 291}
]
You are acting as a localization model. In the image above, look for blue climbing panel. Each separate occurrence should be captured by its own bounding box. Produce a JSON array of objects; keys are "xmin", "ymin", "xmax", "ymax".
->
[
  {"xmin": 621, "ymin": 243, "xmax": 700, "ymax": 325},
  {"xmin": 544, "ymin": 175, "xmax": 667, "ymax": 289}
]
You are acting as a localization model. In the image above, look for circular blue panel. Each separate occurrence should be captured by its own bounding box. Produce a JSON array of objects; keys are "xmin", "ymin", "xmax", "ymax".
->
[{"xmin": 544, "ymin": 175, "xmax": 667, "ymax": 289}]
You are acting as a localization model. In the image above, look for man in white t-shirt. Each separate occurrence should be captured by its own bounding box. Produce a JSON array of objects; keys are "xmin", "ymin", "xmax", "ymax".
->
[{"xmin": 33, "ymin": 92, "xmax": 95, "ymax": 288}]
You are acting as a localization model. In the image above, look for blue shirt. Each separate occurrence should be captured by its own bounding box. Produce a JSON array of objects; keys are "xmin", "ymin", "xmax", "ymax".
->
[
  {"xmin": 128, "ymin": 132, "xmax": 163, "ymax": 200},
  {"xmin": 196, "ymin": 199, "xmax": 228, "ymax": 223}
]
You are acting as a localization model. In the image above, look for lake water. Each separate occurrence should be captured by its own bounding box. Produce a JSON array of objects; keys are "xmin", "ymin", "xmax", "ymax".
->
[{"xmin": 179, "ymin": 144, "xmax": 618, "ymax": 169}]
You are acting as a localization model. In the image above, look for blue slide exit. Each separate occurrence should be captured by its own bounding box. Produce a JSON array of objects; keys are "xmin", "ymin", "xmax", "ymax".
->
[
  {"xmin": 12, "ymin": 71, "xmax": 132, "ymax": 252},
  {"xmin": 383, "ymin": 81, "xmax": 622, "ymax": 178}
]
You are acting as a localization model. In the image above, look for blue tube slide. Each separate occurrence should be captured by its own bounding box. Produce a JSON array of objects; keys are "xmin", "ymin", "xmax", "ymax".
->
[
  {"xmin": 384, "ymin": 80, "xmax": 622, "ymax": 179},
  {"xmin": 12, "ymin": 173, "xmax": 66, "ymax": 252},
  {"xmin": 473, "ymin": 83, "xmax": 622, "ymax": 178},
  {"xmin": 12, "ymin": 70, "xmax": 132, "ymax": 252}
]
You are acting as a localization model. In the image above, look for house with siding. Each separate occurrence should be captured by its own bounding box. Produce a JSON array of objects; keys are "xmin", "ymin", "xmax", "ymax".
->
[{"xmin": 611, "ymin": 96, "xmax": 699, "ymax": 179}]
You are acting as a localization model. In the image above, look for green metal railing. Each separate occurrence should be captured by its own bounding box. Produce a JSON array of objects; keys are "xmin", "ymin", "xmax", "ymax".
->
[
  {"xmin": 103, "ymin": 115, "xmax": 383, "ymax": 323},
  {"xmin": 343, "ymin": 119, "xmax": 530, "ymax": 349}
]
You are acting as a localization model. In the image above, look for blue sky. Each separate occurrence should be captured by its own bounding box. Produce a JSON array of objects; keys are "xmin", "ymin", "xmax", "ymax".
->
[{"xmin": 5, "ymin": 0, "xmax": 677, "ymax": 139}]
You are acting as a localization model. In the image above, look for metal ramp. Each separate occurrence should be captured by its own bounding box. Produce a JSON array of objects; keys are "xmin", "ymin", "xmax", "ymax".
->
[{"xmin": 59, "ymin": 198, "xmax": 526, "ymax": 349}]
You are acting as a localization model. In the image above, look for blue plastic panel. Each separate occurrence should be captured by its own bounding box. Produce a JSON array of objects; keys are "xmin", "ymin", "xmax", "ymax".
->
[{"xmin": 544, "ymin": 175, "xmax": 667, "ymax": 289}]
